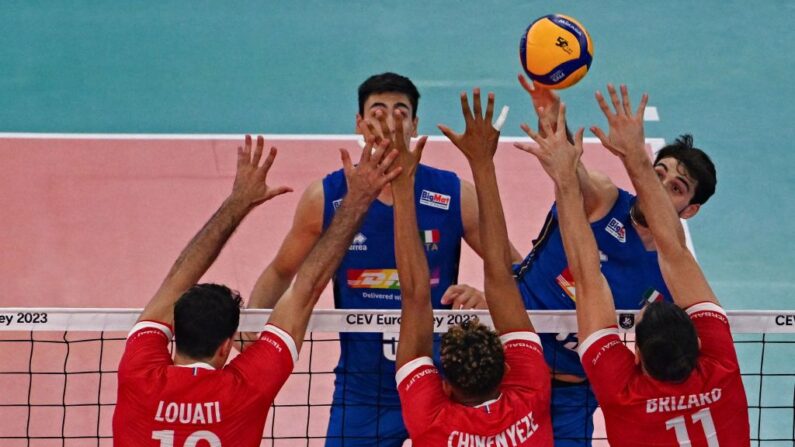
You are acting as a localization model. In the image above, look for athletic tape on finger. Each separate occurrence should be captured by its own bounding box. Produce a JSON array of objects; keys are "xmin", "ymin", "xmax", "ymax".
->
[{"xmin": 493, "ymin": 106, "xmax": 510, "ymax": 131}]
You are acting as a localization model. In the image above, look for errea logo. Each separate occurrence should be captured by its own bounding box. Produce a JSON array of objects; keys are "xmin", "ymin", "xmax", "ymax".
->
[
  {"xmin": 419, "ymin": 190, "xmax": 451, "ymax": 210},
  {"xmin": 349, "ymin": 233, "xmax": 367, "ymax": 251}
]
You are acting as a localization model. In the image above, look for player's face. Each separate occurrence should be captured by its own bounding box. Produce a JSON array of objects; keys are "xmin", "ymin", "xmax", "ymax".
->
[
  {"xmin": 636, "ymin": 157, "xmax": 701, "ymax": 224},
  {"xmin": 357, "ymin": 92, "xmax": 418, "ymax": 146}
]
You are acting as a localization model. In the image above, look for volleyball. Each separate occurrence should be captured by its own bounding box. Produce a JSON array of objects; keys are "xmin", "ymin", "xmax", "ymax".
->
[{"xmin": 519, "ymin": 14, "xmax": 593, "ymax": 89}]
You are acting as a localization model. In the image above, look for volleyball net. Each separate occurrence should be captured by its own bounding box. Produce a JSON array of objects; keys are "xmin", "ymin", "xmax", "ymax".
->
[{"xmin": 0, "ymin": 308, "xmax": 793, "ymax": 446}]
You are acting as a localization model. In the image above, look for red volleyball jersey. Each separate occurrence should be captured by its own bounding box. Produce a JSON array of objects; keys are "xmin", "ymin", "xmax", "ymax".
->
[
  {"xmin": 397, "ymin": 331, "xmax": 553, "ymax": 446},
  {"xmin": 113, "ymin": 321, "xmax": 297, "ymax": 447},
  {"xmin": 579, "ymin": 302, "xmax": 750, "ymax": 446}
]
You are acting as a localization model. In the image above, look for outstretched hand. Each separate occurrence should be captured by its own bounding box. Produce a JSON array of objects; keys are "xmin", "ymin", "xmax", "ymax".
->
[
  {"xmin": 438, "ymin": 88, "xmax": 500, "ymax": 165},
  {"xmin": 369, "ymin": 109, "xmax": 428, "ymax": 188},
  {"xmin": 340, "ymin": 133, "xmax": 401, "ymax": 205},
  {"xmin": 591, "ymin": 84, "xmax": 649, "ymax": 163},
  {"xmin": 232, "ymin": 135, "xmax": 293, "ymax": 209},
  {"xmin": 515, "ymin": 104, "xmax": 584, "ymax": 183},
  {"xmin": 518, "ymin": 73, "xmax": 561, "ymax": 136}
]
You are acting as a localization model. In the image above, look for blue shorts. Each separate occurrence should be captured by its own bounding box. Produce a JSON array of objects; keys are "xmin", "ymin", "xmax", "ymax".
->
[
  {"xmin": 324, "ymin": 400, "xmax": 407, "ymax": 447},
  {"xmin": 551, "ymin": 380, "xmax": 599, "ymax": 447}
]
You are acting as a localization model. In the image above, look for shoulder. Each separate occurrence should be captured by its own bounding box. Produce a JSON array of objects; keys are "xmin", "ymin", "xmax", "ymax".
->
[
  {"xmin": 418, "ymin": 163, "xmax": 458, "ymax": 177},
  {"xmin": 685, "ymin": 302, "xmax": 728, "ymax": 325},
  {"xmin": 417, "ymin": 164, "xmax": 461, "ymax": 187},
  {"xmin": 500, "ymin": 331, "xmax": 543, "ymax": 353},
  {"xmin": 127, "ymin": 321, "xmax": 172, "ymax": 343},
  {"xmin": 577, "ymin": 327, "xmax": 627, "ymax": 364},
  {"xmin": 396, "ymin": 357, "xmax": 441, "ymax": 393}
]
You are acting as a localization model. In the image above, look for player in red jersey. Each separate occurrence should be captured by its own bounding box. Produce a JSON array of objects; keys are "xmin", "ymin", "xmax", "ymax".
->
[
  {"xmin": 391, "ymin": 90, "xmax": 553, "ymax": 446},
  {"xmin": 113, "ymin": 134, "xmax": 400, "ymax": 446},
  {"xmin": 521, "ymin": 86, "xmax": 750, "ymax": 446}
]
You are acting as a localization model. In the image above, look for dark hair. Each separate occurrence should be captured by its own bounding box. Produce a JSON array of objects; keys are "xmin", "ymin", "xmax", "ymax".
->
[
  {"xmin": 654, "ymin": 134, "xmax": 716, "ymax": 205},
  {"xmin": 636, "ymin": 301, "xmax": 699, "ymax": 382},
  {"xmin": 358, "ymin": 72, "xmax": 420, "ymax": 118},
  {"xmin": 174, "ymin": 283, "xmax": 242, "ymax": 359},
  {"xmin": 440, "ymin": 318, "xmax": 505, "ymax": 398}
]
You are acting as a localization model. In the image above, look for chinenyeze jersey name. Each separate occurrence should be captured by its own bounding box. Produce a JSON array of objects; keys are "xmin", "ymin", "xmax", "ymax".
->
[{"xmin": 447, "ymin": 411, "xmax": 540, "ymax": 447}]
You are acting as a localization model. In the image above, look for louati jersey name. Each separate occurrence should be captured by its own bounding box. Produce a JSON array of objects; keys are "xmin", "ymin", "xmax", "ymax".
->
[{"xmin": 347, "ymin": 268, "xmax": 441, "ymax": 289}]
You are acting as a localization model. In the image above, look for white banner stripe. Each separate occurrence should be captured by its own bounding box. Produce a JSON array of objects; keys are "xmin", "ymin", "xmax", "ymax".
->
[{"xmin": 1, "ymin": 309, "xmax": 793, "ymax": 333}]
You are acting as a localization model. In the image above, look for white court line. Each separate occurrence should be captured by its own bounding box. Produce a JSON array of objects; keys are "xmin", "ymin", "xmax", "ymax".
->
[
  {"xmin": 0, "ymin": 132, "xmax": 652, "ymax": 146},
  {"xmin": 644, "ymin": 106, "xmax": 659, "ymax": 121}
]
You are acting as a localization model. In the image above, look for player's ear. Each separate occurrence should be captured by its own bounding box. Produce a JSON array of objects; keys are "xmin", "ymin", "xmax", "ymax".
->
[
  {"xmin": 634, "ymin": 344, "xmax": 641, "ymax": 366},
  {"xmin": 679, "ymin": 203, "xmax": 700, "ymax": 220},
  {"xmin": 355, "ymin": 114, "xmax": 364, "ymax": 135},
  {"xmin": 216, "ymin": 338, "xmax": 234, "ymax": 365},
  {"xmin": 441, "ymin": 380, "xmax": 453, "ymax": 398}
]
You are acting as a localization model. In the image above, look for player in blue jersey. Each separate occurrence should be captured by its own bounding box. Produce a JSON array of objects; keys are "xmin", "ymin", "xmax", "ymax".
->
[
  {"xmin": 509, "ymin": 77, "xmax": 718, "ymax": 445},
  {"xmin": 246, "ymin": 72, "xmax": 521, "ymax": 446}
]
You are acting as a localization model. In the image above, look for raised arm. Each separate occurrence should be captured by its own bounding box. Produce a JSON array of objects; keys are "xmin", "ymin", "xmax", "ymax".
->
[
  {"xmin": 516, "ymin": 74, "xmax": 618, "ymax": 221},
  {"xmin": 235, "ymin": 180, "xmax": 323, "ymax": 351},
  {"xmin": 376, "ymin": 109, "xmax": 434, "ymax": 370},
  {"xmin": 591, "ymin": 84, "xmax": 718, "ymax": 307},
  {"xmin": 267, "ymin": 136, "xmax": 400, "ymax": 351},
  {"xmin": 520, "ymin": 106, "xmax": 616, "ymax": 340},
  {"xmin": 139, "ymin": 135, "xmax": 292, "ymax": 324},
  {"xmin": 439, "ymin": 89, "xmax": 532, "ymax": 334}
]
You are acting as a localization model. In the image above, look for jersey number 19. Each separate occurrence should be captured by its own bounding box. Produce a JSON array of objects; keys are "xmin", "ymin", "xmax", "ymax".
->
[{"xmin": 152, "ymin": 430, "xmax": 221, "ymax": 446}]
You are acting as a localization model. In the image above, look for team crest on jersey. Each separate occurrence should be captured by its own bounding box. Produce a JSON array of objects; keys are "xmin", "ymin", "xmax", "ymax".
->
[
  {"xmin": 349, "ymin": 233, "xmax": 368, "ymax": 251},
  {"xmin": 420, "ymin": 229, "xmax": 440, "ymax": 251},
  {"xmin": 419, "ymin": 190, "xmax": 451, "ymax": 210},
  {"xmin": 606, "ymin": 218, "xmax": 626, "ymax": 243},
  {"xmin": 619, "ymin": 313, "xmax": 635, "ymax": 329},
  {"xmin": 332, "ymin": 199, "xmax": 343, "ymax": 210}
]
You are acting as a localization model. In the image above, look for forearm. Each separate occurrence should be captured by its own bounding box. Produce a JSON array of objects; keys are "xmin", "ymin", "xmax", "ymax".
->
[
  {"xmin": 470, "ymin": 161, "xmax": 532, "ymax": 333},
  {"xmin": 293, "ymin": 197, "xmax": 369, "ymax": 298},
  {"xmin": 141, "ymin": 196, "xmax": 251, "ymax": 322},
  {"xmin": 249, "ymin": 264, "xmax": 295, "ymax": 309},
  {"xmin": 393, "ymin": 181, "xmax": 434, "ymax": 366},
  {"xmin": 393, "ymin": 184, "xmax": 431, "ymax": 304},
  {"xmin": 472, "ymin": 163, "xmax": 514, "ymax": 275},
  {"xmin": 554, "ymin": 176, "xmax": 603, "ymax": 286},
  {"xmin": 554, "ymin": 174, "xmax": 617, "ymax": 336},
  {"xmin": 624, "ymin": 155, "xmax": 687, "ymax": 253}
]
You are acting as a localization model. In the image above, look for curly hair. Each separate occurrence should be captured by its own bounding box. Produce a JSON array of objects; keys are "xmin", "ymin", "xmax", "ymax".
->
[{"xmin": 440, "ymin": 318, "xmax": 505, "ymax": 397}]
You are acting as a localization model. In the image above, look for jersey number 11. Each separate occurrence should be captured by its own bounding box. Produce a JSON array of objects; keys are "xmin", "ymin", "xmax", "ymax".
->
[{"xmin": 665, "ymin": 408, "xmax": 718, "ymax": 447}]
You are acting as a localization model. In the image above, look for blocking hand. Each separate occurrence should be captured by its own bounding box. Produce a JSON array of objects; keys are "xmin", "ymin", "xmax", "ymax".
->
[
  {"xmin": 590, "ymin": 84, "xmax": 649, "ymax": 163},
  {"xmin": 438, "ymin": 88, "xmax": 500, "ymax": 165},
  {"xmin": 515, "ymin": 104, "xmax": 584, "ymax": 183},
  {"xmin": 231, "ymin": 135, "xmax": 293, "ymax": 208},
  {"xmin": 368, "ymin": 109, "xmax": 428, "ymax": 187},
  {"xmin": 340, "ymin": 133, "xmax": 401, "ymax": 205},
  {"xmin": 518, "ymin": 73, "xmax": 561, "ymax": 136}
]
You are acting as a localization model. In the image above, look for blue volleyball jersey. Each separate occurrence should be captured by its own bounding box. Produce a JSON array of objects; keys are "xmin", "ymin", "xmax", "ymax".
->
[
  {"xmin": 514, "ymin": 189, "xmax": 671, "ymax": 376},
  {"xmin": 322, "ymin": 164, "xmax": 463, "ymax": 404}
]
